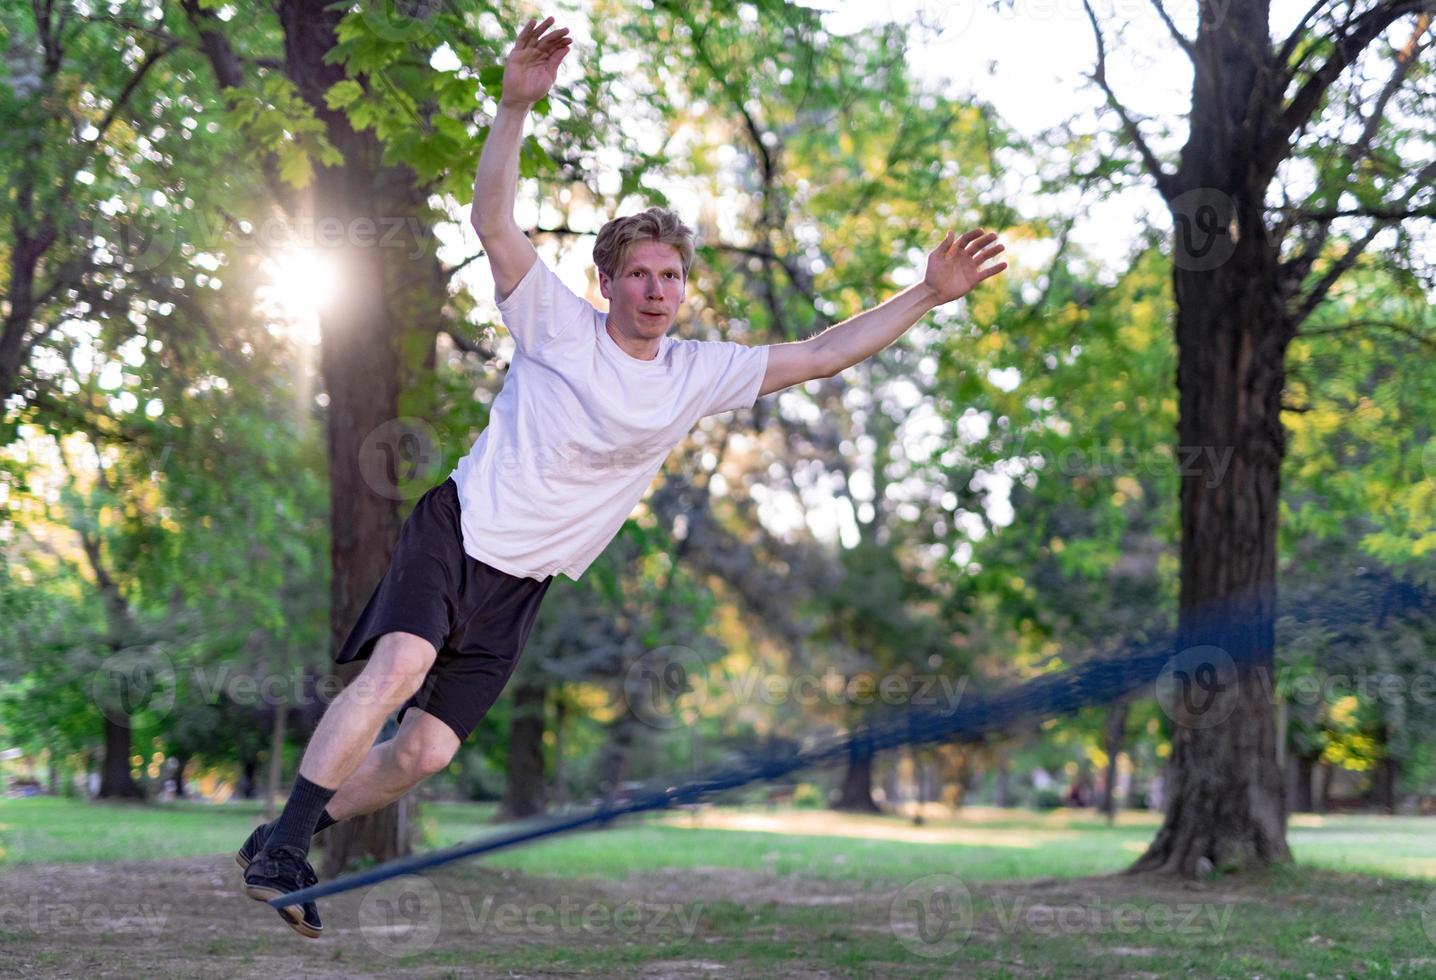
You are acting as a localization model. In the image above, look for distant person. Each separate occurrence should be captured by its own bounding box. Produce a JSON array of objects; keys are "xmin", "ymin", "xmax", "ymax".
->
[{"xmin": 238, "ymin": 15, "xmax": 1007, "ymax": 938}]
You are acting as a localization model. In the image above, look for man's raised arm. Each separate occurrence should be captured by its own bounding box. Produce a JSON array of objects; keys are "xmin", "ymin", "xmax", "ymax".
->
[
  {"xmin": 757, "ymin": 229, "xmax": 1007, "ymax": 397},
  {"xmin": 470, "ymin": 17, "xmax": 572, "ymax": 300}
]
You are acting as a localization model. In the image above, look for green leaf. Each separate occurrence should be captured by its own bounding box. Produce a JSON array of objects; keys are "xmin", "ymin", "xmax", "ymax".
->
[{"xmin": 324, "ymin": 79, "xmax": 365, "ymax": 110}]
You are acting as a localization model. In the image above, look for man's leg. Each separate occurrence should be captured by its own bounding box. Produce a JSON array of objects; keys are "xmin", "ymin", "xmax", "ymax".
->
[
  {"xmin": 242, "ymin": 631, "xmax": 440, "ymax": 938},
  {"xmin": 326, "ymin": 707, "xmax": 461, "ymax": 820},
  {"xmin": 242, "ymin": 707, "xmax": 460, "ymax": 853},
  {"xmin": 263, "ymin": 630, "xmax": 438, "ymax": 856}
]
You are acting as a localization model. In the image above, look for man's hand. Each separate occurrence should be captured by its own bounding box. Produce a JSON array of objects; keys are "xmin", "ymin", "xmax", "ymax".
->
[
  {"xmin": 923, "ymin": 229, "xmax": 1007, "ymax": 305},
  {"xmin": 500, "ymin": 16, "xmax": 571, "ymax": 108}
]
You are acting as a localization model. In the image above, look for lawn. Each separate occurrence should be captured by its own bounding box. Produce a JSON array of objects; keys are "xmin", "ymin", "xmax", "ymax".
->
[{"xmin": 3, "ymin": 796, "xmax": 1436, "ymax": 977}]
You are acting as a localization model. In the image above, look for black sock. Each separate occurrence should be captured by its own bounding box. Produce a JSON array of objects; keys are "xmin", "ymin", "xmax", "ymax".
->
[
  {"xmin": 263, "ymin": 809, "xmax": 337, "ymax": 840},
  {"xmin": 266, "ymin": 775, "xmax": 337, "ymax": 855}
]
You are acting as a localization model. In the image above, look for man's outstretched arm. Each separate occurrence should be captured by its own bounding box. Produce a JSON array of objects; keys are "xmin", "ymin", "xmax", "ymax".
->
[
  {"xmin": 470, "ymin": 17, "xmax": 571, "ymax": 300},
  {"xmin": 757, "ymin": 229, "xmax": 1007, "ymax": 397}
]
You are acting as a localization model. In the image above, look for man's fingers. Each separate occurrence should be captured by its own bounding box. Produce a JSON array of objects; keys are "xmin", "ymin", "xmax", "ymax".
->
[
  {"xmin": 956, "ymin": 229, "xmax": 985, "ymax": 249},
  {"xmin": 979, "ymin": 262, "xmax": 1009, "ymax": 281},
  {"xmin": 975, "ymin": 243, "xmax": 1005, "ymax": 265},
  {"xmin": 966, "ymin": 232, "xmax": 999, "ymax": 254}
]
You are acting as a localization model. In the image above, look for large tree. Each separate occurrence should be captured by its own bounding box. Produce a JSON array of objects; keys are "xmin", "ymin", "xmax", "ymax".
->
[{"xmin": 1074, "ymin": 0, "xmax": 1435, "ymax": 874}]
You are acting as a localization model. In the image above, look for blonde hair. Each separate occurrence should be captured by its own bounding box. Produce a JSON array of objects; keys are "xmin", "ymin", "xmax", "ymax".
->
[{"xmin": 593, "ymin": 207, "xmax": 696, "ymax": 280}]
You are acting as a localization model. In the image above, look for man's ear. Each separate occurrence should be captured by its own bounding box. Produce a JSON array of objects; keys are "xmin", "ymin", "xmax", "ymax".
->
[{"xmin": 597, "ymin": 270, "xmax": 612, "ymax": 300}]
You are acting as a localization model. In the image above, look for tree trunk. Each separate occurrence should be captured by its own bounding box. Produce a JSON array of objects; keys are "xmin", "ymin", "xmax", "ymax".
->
[
  {"xmin": 500, "ymin": 680, "xmax": 548, "ymax": 820},
  {"xmin": 1316, "ymin": 762, "xmax": 1333, "ymax": 814},
  {"xmin": 172, "ymin": 753, "xmax": 189, "ymax": 799},
  {"xmin": 1129, "ymin": 1, "xmax": 1294, "ymax": 877},
  {"xmin": 551, "ymin": 696, "xmax": 569, "ymax": 806},
  {"xmin": 597, "ymin": 714, "xmax": 637, "ymax": 803},
  {"xmin": 238, "ymin": 756, "xmax": 259, "ymax": 799},
  {"xmin": 1102, "ymin": 700, "xmax": 1129, "ymax": 824},
  {"xmin": 98, "ymin": 716, "xmax": 143, "ymax": 799},
  {"xmin": 1287, "ymin": 751, "xmax": 1317, "ymax": 813},
  {"xmin": 272, "ymin": 0, "xmax": 442, "ymax": 876},
  {"xmin": 264, "ymin": 698, "xmax": 288, "ymax": 823},
  {"xmin": 833, "ymin": 748, "xmax": 881, "ymax": 813}
]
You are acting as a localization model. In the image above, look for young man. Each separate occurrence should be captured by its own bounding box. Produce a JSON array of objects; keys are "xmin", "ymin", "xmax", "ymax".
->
[{"xmin": 239, "ymin": 16, "xmax": 1006, "ymax": 938}]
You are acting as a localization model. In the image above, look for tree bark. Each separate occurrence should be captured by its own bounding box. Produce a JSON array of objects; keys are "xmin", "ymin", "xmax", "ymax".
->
[
  {"xmin": 500, "ymin": 681, "xmax": 549, "ymax": 820},
  {"xmin": 268, "ymin": 0, "xmax": 443, "ymax": 876},
  {"xmin": 1102, "ymin": 700, "xmax": 1129, "ymax": 824},
  {"xmin": 1129, "ymin": 0, "xmax": 1294, "ymax": 877},
  {"xmin": 98, "ymin": 716, "xmax": 143, "ymax": 799},
  {"xmin": 1287, "ymin": 751, "xmax": 1317, "ymax": 813},
  {"xmin": 832, "ymin": 748, "xmax": 881, "ymax": 813}
]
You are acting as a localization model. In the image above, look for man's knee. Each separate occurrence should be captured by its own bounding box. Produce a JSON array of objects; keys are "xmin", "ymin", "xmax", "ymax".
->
[
  {"xmin": 392, "ymin": 730, "xmax": 458, "ymax": 781},
  {"xmin": 354, "ymin": 632, "xmax": 437, "ymax": 704}
]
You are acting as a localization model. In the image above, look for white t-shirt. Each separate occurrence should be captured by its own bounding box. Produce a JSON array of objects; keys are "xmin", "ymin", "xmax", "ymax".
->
[{"xmin": 450, "ymin": 257, "xmax": 770, "ymax": 581}]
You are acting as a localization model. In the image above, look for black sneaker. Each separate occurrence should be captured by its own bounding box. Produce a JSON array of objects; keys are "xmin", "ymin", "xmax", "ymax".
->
[
  {"xmin": 234, "ymin": 822, "xmax": 271, "ymax": 871},
  {"xmin": 243, "ymin": 843, "xmax": 323, "ymax": 939}
]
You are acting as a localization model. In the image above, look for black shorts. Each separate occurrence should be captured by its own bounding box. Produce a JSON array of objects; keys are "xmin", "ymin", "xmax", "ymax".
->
[{"xmin": 335, "ymin": 477, "xmax": 553, "ymax": 743}]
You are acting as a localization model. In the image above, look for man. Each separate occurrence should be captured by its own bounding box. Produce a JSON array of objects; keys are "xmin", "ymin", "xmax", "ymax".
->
[{"xmin": 239, "ymin": 16, "xmax": 1006, "ymax": 938}]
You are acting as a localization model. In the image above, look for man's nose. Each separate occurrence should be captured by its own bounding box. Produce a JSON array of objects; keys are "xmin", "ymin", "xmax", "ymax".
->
[{"xmin": 645, "ymin": 277, "xmax": 664, "ymax": 298}]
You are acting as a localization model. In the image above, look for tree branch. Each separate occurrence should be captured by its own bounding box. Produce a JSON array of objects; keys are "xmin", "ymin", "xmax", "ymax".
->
[
  {"xmin": 1298, "ymin": 319, "xmax": 1436, "ymax": 351},
  {"xmin": 1148, "ymin": 0, "xmax": 1195, "ymax": 57},
  {"xmin": 1082, "ymin": 0, "xmax": 1177, "ymax": 200},
  {"xmin": 1274, "ymin": 1, "xmax": 1429, "ymax": 167}
]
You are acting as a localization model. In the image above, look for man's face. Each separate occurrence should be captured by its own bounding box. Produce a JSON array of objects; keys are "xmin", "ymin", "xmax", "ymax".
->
[{"xmin": 599, "ymin": 240, "xmax": 686, "ymax": 339}]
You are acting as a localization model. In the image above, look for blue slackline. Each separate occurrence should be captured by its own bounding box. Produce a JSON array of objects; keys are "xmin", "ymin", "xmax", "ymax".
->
[{"xmin": 270, "ymin": 640, "xmax": 1181, "ymax": 907}]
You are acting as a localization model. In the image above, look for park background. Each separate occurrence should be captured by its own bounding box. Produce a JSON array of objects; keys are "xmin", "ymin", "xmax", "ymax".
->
[{"xmin": 1, "ymin": 0, "xmax": 1434, "ymax": 976}]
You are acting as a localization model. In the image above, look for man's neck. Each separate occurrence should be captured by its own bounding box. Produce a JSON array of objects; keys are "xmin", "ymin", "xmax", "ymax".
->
[{"xmin": 605, "ymin": 320, "xmax": 661, "ymax": 361}]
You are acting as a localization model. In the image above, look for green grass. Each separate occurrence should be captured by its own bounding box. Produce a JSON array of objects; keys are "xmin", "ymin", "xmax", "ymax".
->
[
  {"xmin": 6, "ymin": 796, "xmax": 1436, "ymax": 884},
  {"xmin": 6, "ymin": 797, "xmax": 1436, "ymax": 976}
]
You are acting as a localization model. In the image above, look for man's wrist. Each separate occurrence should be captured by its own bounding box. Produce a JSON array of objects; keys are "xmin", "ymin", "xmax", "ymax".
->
[
  {"xmin": 497, "ymin": 96, "xmax": 536, "ymax": 112},
  {"xmin": 914, "ymin": 281, "xmax": 942, "ymax": 309}
]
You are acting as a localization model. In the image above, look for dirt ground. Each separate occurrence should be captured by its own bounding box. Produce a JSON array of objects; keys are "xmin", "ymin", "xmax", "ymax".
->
[{"xmin": 1, "ymin": 854, "xmax": 1430, "ymax": 978}]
